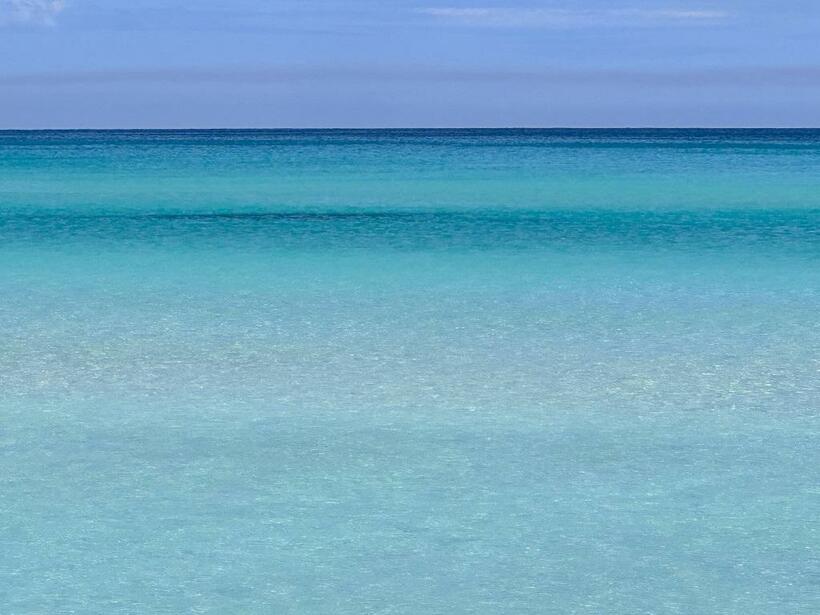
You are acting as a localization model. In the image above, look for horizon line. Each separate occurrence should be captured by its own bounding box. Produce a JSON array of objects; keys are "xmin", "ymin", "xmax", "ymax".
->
[{"xmin": 3, "ymin": 126, "xmax": 820, "ymax": 131}]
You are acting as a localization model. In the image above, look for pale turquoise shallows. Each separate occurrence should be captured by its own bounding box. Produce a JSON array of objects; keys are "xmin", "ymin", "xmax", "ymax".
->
[{"xmin": 1, "ymin": 130, "xmax": 819, "ymax": 614}]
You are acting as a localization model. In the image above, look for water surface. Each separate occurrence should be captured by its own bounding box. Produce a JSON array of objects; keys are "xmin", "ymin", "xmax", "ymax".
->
[{"xmin": 1, "ymin": 130, "xmax": 818, "ymax": 613}]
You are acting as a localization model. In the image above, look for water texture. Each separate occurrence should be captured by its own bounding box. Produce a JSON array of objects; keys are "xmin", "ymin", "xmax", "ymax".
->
[{"xmin": 1, "ymin": 130, "xmax": 819, "ymax": 613}]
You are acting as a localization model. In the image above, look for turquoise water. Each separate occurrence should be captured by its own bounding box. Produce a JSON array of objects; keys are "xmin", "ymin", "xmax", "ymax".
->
[{"xmin": 1, "ymin": 130, "xmax": 819, "ymax": 613}]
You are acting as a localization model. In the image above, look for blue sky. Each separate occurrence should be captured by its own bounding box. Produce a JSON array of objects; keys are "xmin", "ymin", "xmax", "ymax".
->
[{"xmin": 1, "ymin": 0, "xmax": 819, "ymax": 127}]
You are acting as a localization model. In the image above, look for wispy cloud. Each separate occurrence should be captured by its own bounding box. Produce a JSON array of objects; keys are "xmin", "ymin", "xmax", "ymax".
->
[
  {"xmin": 0, "ymin": 0, "xmax": 65, "ymax": 25},
  {"xmin": 418, "ymin": 6, "xmax": 729, "ymax": 27},
  {"xmin": 2, "ymin": 65, "xmax": 817, "ymax": 88}
]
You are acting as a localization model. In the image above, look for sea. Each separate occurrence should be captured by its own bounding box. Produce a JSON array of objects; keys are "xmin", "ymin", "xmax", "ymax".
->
[{"xmin": 1, "ymin": 129, "xmax": 818, "ymax": 613}]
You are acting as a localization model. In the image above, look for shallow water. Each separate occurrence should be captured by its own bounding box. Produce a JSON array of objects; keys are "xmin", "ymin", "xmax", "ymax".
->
[{"xmin": 1, "ymin": 130, "xmax": 819, "ymax": 613}]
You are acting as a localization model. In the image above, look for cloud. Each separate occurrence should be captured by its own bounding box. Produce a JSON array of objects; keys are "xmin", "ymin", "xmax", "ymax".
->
[
  {"xmin": 0, "ymin": 0, "xmax": 65, "ymax": 25},
  {"xmin": 1, "ymin": 65, "xmax": 818, "ymax": 88},
  {"xmin": 418, "ymin": 7, "xmax": 729, "ymax": 27}
]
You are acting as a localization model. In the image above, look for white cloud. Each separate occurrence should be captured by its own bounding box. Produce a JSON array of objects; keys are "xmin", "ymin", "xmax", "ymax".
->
[
  {"xmin": 0, "ymin": 0, "xmax": 66, "ymax": 26},
  {"xmin": 419, "ymin": 6, "xmax": 729, "ymax": 27},
  {"xmin": 625, "ymin": 8, "xmax": 729, "ymax": 19}
]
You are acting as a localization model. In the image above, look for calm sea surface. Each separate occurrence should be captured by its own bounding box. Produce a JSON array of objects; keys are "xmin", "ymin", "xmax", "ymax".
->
[{"xmin": 1, "ymin": 130, "xmax": 818, "ymax": 613}]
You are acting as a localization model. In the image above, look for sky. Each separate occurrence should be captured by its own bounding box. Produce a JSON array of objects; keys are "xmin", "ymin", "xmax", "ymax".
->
[{"xmin": 1, "ymin": 0, "xmax": 819, "ymax": 127}]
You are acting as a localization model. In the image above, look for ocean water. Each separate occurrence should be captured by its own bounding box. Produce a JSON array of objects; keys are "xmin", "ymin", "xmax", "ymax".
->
[{"xmin": 1, "ymin": 130, "xmax": 818, "ymax": 614}]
